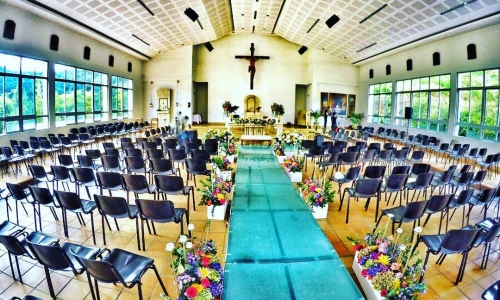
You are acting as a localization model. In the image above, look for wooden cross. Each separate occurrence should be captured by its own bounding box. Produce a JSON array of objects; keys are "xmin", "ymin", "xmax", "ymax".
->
[{"xmin": 235, "ymin": 43, "xmax": 270, "ymax": 90}]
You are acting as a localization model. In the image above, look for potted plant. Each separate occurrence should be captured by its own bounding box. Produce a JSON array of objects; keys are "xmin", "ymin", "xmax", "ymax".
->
[
  {"xmin": 274, "ymin": 145, "xmax": 286, "ymax": 163},
  {"xmin": 298, "ymin": 178, "xmax": 335, "ymax": 219},
  {"xmin": 212, "ymin": 156, "xmax": 233, "ymax": 181},
  {"xmin": 310, "ymin": 110, "xmax": 321, "ymax": 131},
  {"xmin": 347, "ymin": 112, "xmax": 365, "ymax": 128},
  {"xmin": 198, "ymin": 175, "xmax": 233, "ymax": 220},
  {"xmin": 283, "ymin": 155, "xmax": 304, "ymax": 182},
  {"xmin": 220, "ymin": 142, "xmax": 238, "ymax": 163}
]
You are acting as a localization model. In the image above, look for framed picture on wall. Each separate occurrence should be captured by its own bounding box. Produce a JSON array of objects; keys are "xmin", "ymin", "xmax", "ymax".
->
[{"xmin": 347, "ymin": 95, "xmax": 356, "ymax": 116}]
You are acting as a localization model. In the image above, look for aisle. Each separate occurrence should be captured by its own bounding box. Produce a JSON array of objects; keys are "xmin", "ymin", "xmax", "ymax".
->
[{"xmin": 223, "ymin": 146, "xmax": 362, "ymax": 299}]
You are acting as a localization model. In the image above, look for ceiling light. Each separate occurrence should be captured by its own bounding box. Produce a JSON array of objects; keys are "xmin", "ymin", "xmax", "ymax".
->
[
  {"xmin": 359, "ymin": 4, "xmax": 388, "ymax": 24},
  {"xmin": 136, "ymin": 0, "xmax": 154, "ymax": 16}
]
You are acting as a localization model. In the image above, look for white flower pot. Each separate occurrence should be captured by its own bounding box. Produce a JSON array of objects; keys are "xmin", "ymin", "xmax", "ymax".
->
[
  {"xmin": 352, "ymin": 252, "xmax": 383, "ymax": 300},
  {"xmin": 311, "ymin": 204, "xmax": 329, "ymax": 219},
  {"xmin": 277, "ymin": 156, "xmax": 286, "ymax": 163},
  {"xmin": 284, "ymin": 151, "xmax": 295, "ymax": 158},
  {"xmin": 286, "ymin": 170, "xmax": 302, "ymax": 182},
  {"xmin": 215, "ymin": 169, "xmax": 232, "ymax": 182},
  {"xmin": 207, "ymin": 203, "xmax": 228, "ymax": 220}
]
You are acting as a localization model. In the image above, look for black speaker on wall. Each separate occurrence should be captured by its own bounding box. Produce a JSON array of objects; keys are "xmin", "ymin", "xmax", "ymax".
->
[
  {"xmin": 467, "ymin": 44, "xmax": 477, "ymax": 60},
  {"xmin": 432, "ymin": 52, "xmax": 440, "ymax": 66},
  {"xmin": 298, "ymin": 46, "xmax": 308, "ymax": 55},
  {"xmin": 83, "ymin": 46, "xmax": 91, "ymax": 60},
  {"xmin": 3, "ymin": 20, "xmax": 16, "ymax": 40},
  {"xmin": 108, "ymin": 55, "xmax": 114, "ymax": 67},
  {"xmin": 325, "ymin": 14, "xmax": 340, "ymax": 28},
  {"xmin": 204, "ymin": 42, "xmax": 214, "ymax": 52},
  {"xmin": 50, "ymin": 35, "xmax": 59, "ymax": 51},
  {"xmin": 184, "ymin": 7, "xmax": 199, "ymax": 22},
  {"xmin": 404, "ymin": 107, "xmax": 413, "ymax": 119}
]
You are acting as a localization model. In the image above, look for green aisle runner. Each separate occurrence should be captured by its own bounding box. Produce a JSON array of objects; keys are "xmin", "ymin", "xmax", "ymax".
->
[{"xmin": 223, "ymin": 146, "xmax": 363, "ymax": 300}]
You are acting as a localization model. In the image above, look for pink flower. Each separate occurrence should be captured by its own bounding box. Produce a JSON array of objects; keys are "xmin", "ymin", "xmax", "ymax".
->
[
  {"xmin": 201, "ymin": 278, "xmax": 210, "ymax": 288},
  {"xmin": 390, "ymin": 262, "xmax": 400, "ymax": 270},
  {"xmin": 185, "ymin": 287, "xmax": 198, "ymax": 298}
]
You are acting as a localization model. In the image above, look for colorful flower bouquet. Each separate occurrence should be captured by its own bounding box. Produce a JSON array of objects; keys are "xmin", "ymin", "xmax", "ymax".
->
[
  {"xmin": 220, "ymin": 142, "xmax": 238, "ymax": 156},
  {"xmin": 298, "ymin": 178, "xmax": 335, "ymax": 209},
  {"xmin": 165, "ymin": 236, "xmax": 224, "ymax": 300},
  {"xmin": 198, "ymin": 175, "xmax": 233, "ymax": 207},
  {"xmin": 271, "ymin": 103, "xmax": 285, "ymax": 116},
  {"xmin": 347, "ymin": 226, "xmax": 427, "ymax": 300},
  {"xmin": 212, "ymin": 156, "xmax": 233, "ymax": 172},
  {"xmin": 203, "ymin": 129, "xmax": 218, "ymax": 140},
  {"xmin": 274, "ymin": 145, "xmax": 285, "ymax": 156},
  {"xmin": 274, "ymin": 130, "xmax": 304, "ymax": 146},
  {"xmin": 216, "ymin": 129, "xmax": 235, "ymax": 143},
  {"xmin": 283, "ymin": 156, "xmax": 304, "ymax": 173}
]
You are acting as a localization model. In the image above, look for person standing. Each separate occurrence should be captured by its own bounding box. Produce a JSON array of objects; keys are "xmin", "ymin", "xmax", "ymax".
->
[
  {"xmin": 323, "ymin": 107, "xmax": 329, "ymax": 134},
  {"xmin": 331, "ymin": 112, "xmax": 338, "ymax": 133}
]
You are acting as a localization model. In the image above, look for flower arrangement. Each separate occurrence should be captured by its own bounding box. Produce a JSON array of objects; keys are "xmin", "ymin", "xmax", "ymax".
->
[
  {"xmin": 216, "ymin": 129, "xmax": 235, "ymax": 143},
  {"xmin": 267, "ymin": 118, "xmax": 276, "ymax": 124},
  {"xmin": 274, "ymin": 145, "xmax": 285, "ymax": 156},
  {"xmin": 163, "ymin": 224, "xmax": 224, "ymax": 300},
  {"xmin": 298, "ymin": 178, "xmax": 335, "ymax": 209},
  {"xmin": 212, "ymin": 156, "xmax": 233, "ymax": 171},
  {"xmin": 198, "ymin": 175, "xmax": 233, "ymax": 208},
  {"xmin": 347, "ymin": 226, "xmax": 427, "ymax": 300},
  {"xmin": 283, "ymin": 156, "xmax": 304, "ymax": 173},
  {"xmin": 222, "ymin": 101, "xmax": 238, "ymax": 117},
  {"xmin": 203, "ymin": 129, "xmax": 218, "ymax": 140},
  {"xmin": 274, "ymin": 130, "xmax": 304, "ymax": 146},
  {"xmin": 271, "ymin": 103, "xmax": 285, "ymax": 116},
  {"xmin": 220, "ymin": 142, "xmax": 238, "ymax": 156}
]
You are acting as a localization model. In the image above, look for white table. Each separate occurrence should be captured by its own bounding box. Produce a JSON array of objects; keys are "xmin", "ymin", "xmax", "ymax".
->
[{"xmin": 192, "ymin": 114, "xmax": 202, "ymax": 124}]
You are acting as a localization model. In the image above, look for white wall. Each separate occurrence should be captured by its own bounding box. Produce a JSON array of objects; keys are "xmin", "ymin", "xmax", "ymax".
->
[
  {"xmin": 192, "ymin": 34, "xmax": 310, "ymax": 123},
  {"xmin": 358, "ymin": 24, "xmax": 500, "ymax": 151},
  {"xmin": 0, "ymin": 2, "xmax": 144, "ymax": 143},
  {"xmin": 142, "ymin": 46, "xmax": 194, "ymax": 128}
]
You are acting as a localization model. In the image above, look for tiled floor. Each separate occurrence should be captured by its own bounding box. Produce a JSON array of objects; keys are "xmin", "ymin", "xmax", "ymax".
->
[{"xmin": 0, "ymin": 124, "xmax": 498, "ymax": 299}]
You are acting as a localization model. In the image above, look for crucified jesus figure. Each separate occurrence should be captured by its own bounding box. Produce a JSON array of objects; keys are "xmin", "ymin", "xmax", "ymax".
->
[{"xmin": 235, "ymin": 43, "xmax": 270, "ymax": 90}]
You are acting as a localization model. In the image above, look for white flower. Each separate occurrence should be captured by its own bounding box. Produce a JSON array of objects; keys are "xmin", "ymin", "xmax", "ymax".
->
[
  {"xmin": 188, "ymin": 224, "xmax": 195, "ymax": 231},
  {"xmin": 414, "ymin": 227, "xmax": 422, "ymax": 233},
  {"xmin": 177, "ymin": 265, "xmax": 185, "ymax": 274},
  {"xmin": 179, "ymin": 235, "xmax": 188, "ymax": 243},
  {"xmin": 386, "ymin": 213, "xmax": 395, "ymax": 219},
  {"xmin": 399, "ymin": 244, "xmax": 406, "ymax": 251},
  {"xmin": 396, "ymin": 228, "xmax": 403, "ymax": 234},
  {"xmin": 186, "ymin": 242, "xmax": 193, "ymax": 249},
  {"xmin": 165, "ymin": 243, "xmax": 175, "ymax": 252}
]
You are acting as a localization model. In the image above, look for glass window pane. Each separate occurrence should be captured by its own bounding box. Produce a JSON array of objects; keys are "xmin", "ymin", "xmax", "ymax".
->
[
  {"xmin": 470, "ymin": 90, "xmax": 483, "ymax": 125},
  {"xmin": 65, "ymin": 83, "xmax": 75, "ymax": 112},
  {"xmin": 55, "ymin": 81, "xmax": 65, "ymax": 113},
  {"xmin": 76, "ymin": 69, "xmax": 85, "ymax": 82},
  {"xmin": 77, "ymin": 114, "xmax": 85, "ymax": 123},
  {"xmin": 412, "ymin": 79, "xmax": 420, "ymax": 91},
  {"xmin": 458, "ymin": 90, "xmax": 470, "ymax": 123},
  {"xmin": 67, "ymin": 115, "xmax": 75, "ymax": 125},
  {"xmin": 458, "ymin": 72, "xmax": 470, "ymax": 88},
  {"xmin": 429, "ymin": 76, "xmax": 439, "ymax": 89},
  {"xmin": 22, "ymin": 78, "xmax": 35, "ymax": 115},
  {"xmin": 471, "ymin": 71, "xmax": 484, "ymax": 87},
  {"xmin": 484, "ymin": 89, "xmax": 498, "ymax": 127},
  {"xmin": 0, "ymin": 76, "xmax": 4, "ymax": 118},
  {"xmin": 403, "ymin": 80, "xmax": 411, "ymax": 91},
  {"xmin": 485, "ymin": 69, "xmax": 499, "ymax": 87},
  {"xmin": 76, "ymin": 83, "xmax": 85, "ymax": 112},
  {"xmin": 439, "ymin": 91, "xmax": 450, "ymax": 121},
  {"xmin": 430, "ymin": 92, "xmax": 439, "ymax": 120},
  {"xmin": 6, "ymin": 120, "xmax": 19, "ymax": 133},
  {"xmin": 440, "ymin": 75, "xmax": 451, "ymax": 89},
  {"xmin": 55, "ymin": 115, "xmax": 66, "ymax": 127},
  {"xmin": 21, "ymin": 57, "xmax": 36, "ymax": 76},
  {"xmin": 0, "ymin": 54, "xmax": 5, "ymax": 72},
  {"xmin": 5, "ymin": 76, "xmax": 19, "ymax": 117},
  {"xmin": 111, "ymin": 76, "xmax": 117, "ymax": 86},
  {"xmin": 396, "ymin": 81, "xmax": 403, "ymax": 92},
  {"xmin": 85, "ymin": 84, "xmax": 92, "ymax": 114},
  {"xmin": 36, "ymin": 116, "xmax": 48, "ymax": 129},
  {"xmin": 4, "ymin": 55, "xmax": 20, "ymax": 74},
  {"xmin": 85, "ymin": 70, "xmax": 93, "ymax": 83},
  {"xmin": 23, "ymin": 119, "xmax": 35, "ymax": 131},
  {"xmin": 420, "ymin": 77, "xmax": 429, "ymax": 90}
]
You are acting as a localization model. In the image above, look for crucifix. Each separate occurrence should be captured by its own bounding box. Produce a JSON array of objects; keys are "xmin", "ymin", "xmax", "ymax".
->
[{"xmin": 235, "ymin": 43, "xmax": 270, "ymax": 90}]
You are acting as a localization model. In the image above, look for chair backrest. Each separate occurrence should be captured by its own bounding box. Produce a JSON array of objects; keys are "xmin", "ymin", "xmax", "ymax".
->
[
  {"xmin": 308, "ymin": 145, "xmax": 324, "ymax": 155},
  {"xmin": 151, "ymin": 158, "xmax": 174, "ymax": 173},
  {"xmin": 135, "ymin": 198, "xmax": 176, "ymax": 222},
  {"xmin": 363, "ymin": 166, "xmax": 386, "ymax": 179},
  {"xmin": 125, "ymin": 156, "xmax": 146, "ymax": 171},
  {"xmin": 51, "ymin": 165, "xmax": 72, "ymax": 180},
  {"xmin": 340, "ymin": 152, "xmax": 359, "ymax": 164},
  {"xmin": 104, "ymin": 148, "xmax": 120, "ymax": 157},
  {"xmin": 6, "ymin": 183, "xmax": 28, "ymax": 201},
  {"xmin": 439, "ymin": 228, "xmax": 480, "ymax": 253},
  {"xmin": 155, "ymin": 175, "xmax": 186, "ymax": 193},
  {"xmin": 29, "ymin": 186, "xmax": 55, "ymax": 206},
  {"xmin": 454, "ymin": 189, "xmax": 475, "ymax": 205},
  {"xmin": 427, "ymin": 194, "xmax": 453, "ymax": 212},
  {"xmin": 411, "ymin": 163, "xmax": 431, "ymax": 176},
  {"xmin": 121, "ymin": 174, "xmax": 149, "ymax": 191},
  {"xmin": 0, "ymin": 234, "xmax": 27, "ymax": 256},
  {"xmin": 438, "ymin": 170, "xmax": 454, "ymax": 184},
  {"xmin": 391, "ymin": 165, "xmax": 410, "ymax": 175},
  {"xmin": 147, "ymin": 148, "xmax": 164, "ymax": 160},
  {"xmin": 73, "ymin": 167, "xmax": 97, "ymax": 185},
  {"xmin": 125, "ymin": 148, "xmax": 143, "ymax": 158},
  {"xmin": 186, "ymin": 158, "xmax": 208, "ymax": 173},
  {"xmin": 102, "ymin": 142, "xmax": 115, "ymax": 149},
  {"xmin": 478, "ymin": 188, "xmax": 498, "ymax": 204},
  {"xmin": 101, "ymin": 155, "xmax": 121, "ymax": 170},
  {"xmin": 386, "ymin": 174, "xmax": 409, "ymax": 190},
  {"xmin": 29, "ymin": 164, "xmax": 48, "ymax": 179},
  {"xmin": 354, "ymin": 178, "xmax": 382, "ymax": 196},
  {"xmin": 402, "ymin": 200, "xmax": 430, "ymax": 220},
  {"xmin": 344, "ymin": 166, "xmax": 361, "ymax": 181},
  {"xmin": 411, "ymin": 150, "xmax": 425, "ymax": 161},
  {"xmin": 77, "ymin": 155, "xmax": 94, "ymax": 168},
  {"xmin": 378, "ymin": 149, "xmax": 393, "ymax": 160},
  {"xmin": 26, "ymin": 241, "xmax": 79, "ymax": 271},
  {"xmin": 74, "ymin": 255, "xmax": 124, "ymax": 284},
  {"xmin": 143, "ymin": 142, "xmax": 157, "ymax": 151},
  {"xmin": 58, "ymin": 154, "xmax": 75, "ymax": 167},
  {"xmin": 54, "ymin": 190, "xmax": 83, "ymax": 211},
  {"xmin": 85, "ymin": 149, "xmax": 102, "ymax": 160},
  {"xmin": 94, "ymin": 194, "xmax": 130, "ymax": 217},
  {"xmin": 457, "ymin": 171, "xmax": 474, "ymax": 184},
  {"xmin": 346, "ymin": 146, "xmax": 360, "ymax": 153},
  {"xmin": 415, "ymin": 172, "xmax": 434, "ymax": 187},
  {"xmin": 473, "ymin": 170, "xmax": 488, "ymax": 182},
  {"xmin": 96, "ymin": 172, "xmax": 123, "ymax": 189}
]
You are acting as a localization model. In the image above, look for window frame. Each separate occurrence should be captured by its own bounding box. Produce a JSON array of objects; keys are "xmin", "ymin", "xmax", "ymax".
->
[
  {"xmin": 0, "ymin": 52, "xmax": 49, "ymax": 135},
  {"xmin": 111, "ymin": 75, "xmax": 133, "ymax": 120},
  {"xmin": 456, "ymin": 68, "xmax": 500, "ymax": 142},
  {"xmin": 368, "ymin": 82, "xmax": 392, "ymax": 125}
]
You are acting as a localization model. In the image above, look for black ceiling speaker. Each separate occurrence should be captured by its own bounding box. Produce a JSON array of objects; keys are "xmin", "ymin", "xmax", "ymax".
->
[
  {"xmin": 432, "ymin": 52, "xmax": 440, "ymax": 66},
  {"xmin": 406, "ymin": 59, "xmax": 413, "ymax": 71},
  {"xmin": 50, "ymin": 35, "xmax": 59, "ymax": 51},
  {"xmin": 325, "ymin": 14, "xmax": 340, "ymax": 28},
  {"xmin": 184, "ymin": 7, "xmax": 199, "ymax": 22},
  {"xmin": 298, "ymin": 46, "xmax": 308, "ymax": 55},
  {"xmin": 204, "ymin": 42, "xmax": 214, "ymax": 52},
  {"xmin": 127, "ymin": 62, "xmax": 132, "ymax": 72},
  {"xmin": 369, "ymin": 69, "xmax": 374, "ymax": 79},
  {"xmin": 3, "ymin": 20, "xmax": 16, "ymax": 40},
  {"xmin": 386, "ymin": 64, "xmax": 391, "ymax": 75},
  {"xmin": 404, "ymin": 107, "xmax": 413, "ymax": 120}
]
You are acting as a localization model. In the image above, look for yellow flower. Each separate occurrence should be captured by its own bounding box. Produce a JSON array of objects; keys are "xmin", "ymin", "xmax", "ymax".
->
[
  {"xmin": 315, "ymin": 187, "xmax": 322, "ymax": 193},
  {"xmin": 192, "ymin": 284, "xmax": 203, "ymax": 292},
  {"xmin": 217, "ymin": 194, "xmax": 224, "ymax": 200},
  {"xmin": 200, "ymin": 267, "xmax": 211, "ymax": 278},
  {"xmin": 377, "ymin": 254, "xmax": 390, "ymax": 265},
  {"xmin": 393, "ymin": 278, "xmax": 400, "ymax": 290}
]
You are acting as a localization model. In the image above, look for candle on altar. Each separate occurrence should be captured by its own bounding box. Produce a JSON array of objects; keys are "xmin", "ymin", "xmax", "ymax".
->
[
  {"xmin": 382, "ymin": 213, "xmax": 394, "ymax": 238},
  {"xmin": 403, "ymin": 227, "xmax": 422, "ymax": 275}
]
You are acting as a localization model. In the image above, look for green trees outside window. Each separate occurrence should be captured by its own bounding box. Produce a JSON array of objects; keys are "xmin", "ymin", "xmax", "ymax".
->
[
  {"xmin": 54, "ymin": 64, "xmax": 108, "ymax": 127},
  {"xmin": 111, "ymin": 75, "xmax": 133, "ymax": 120},
  {"xmin": 368, "ymin": 82, "xmax": 392, "ymax": 124},
  {"xmin": 457, "ymin": 68, "xmax": 500, "ymax": 141},
  {"xmin": 395, "ymin": 74, "xmax": 450, "ymax": 132},
  {"xmin": 0, "ymin": 53, "xmax": 48, "ymax": 134}
]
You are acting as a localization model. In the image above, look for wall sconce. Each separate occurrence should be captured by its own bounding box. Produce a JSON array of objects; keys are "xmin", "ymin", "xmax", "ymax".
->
[
  {"xmin": 176, "ymin": 102, "xmax": 179, "ymax": 107},
  {"xmin": 149, "ymin": 102, "xmax": 153, "ymax": 108},
  {"xmin": 188, "ymin": 102, "xmax": 191, "ymax": 108}
]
